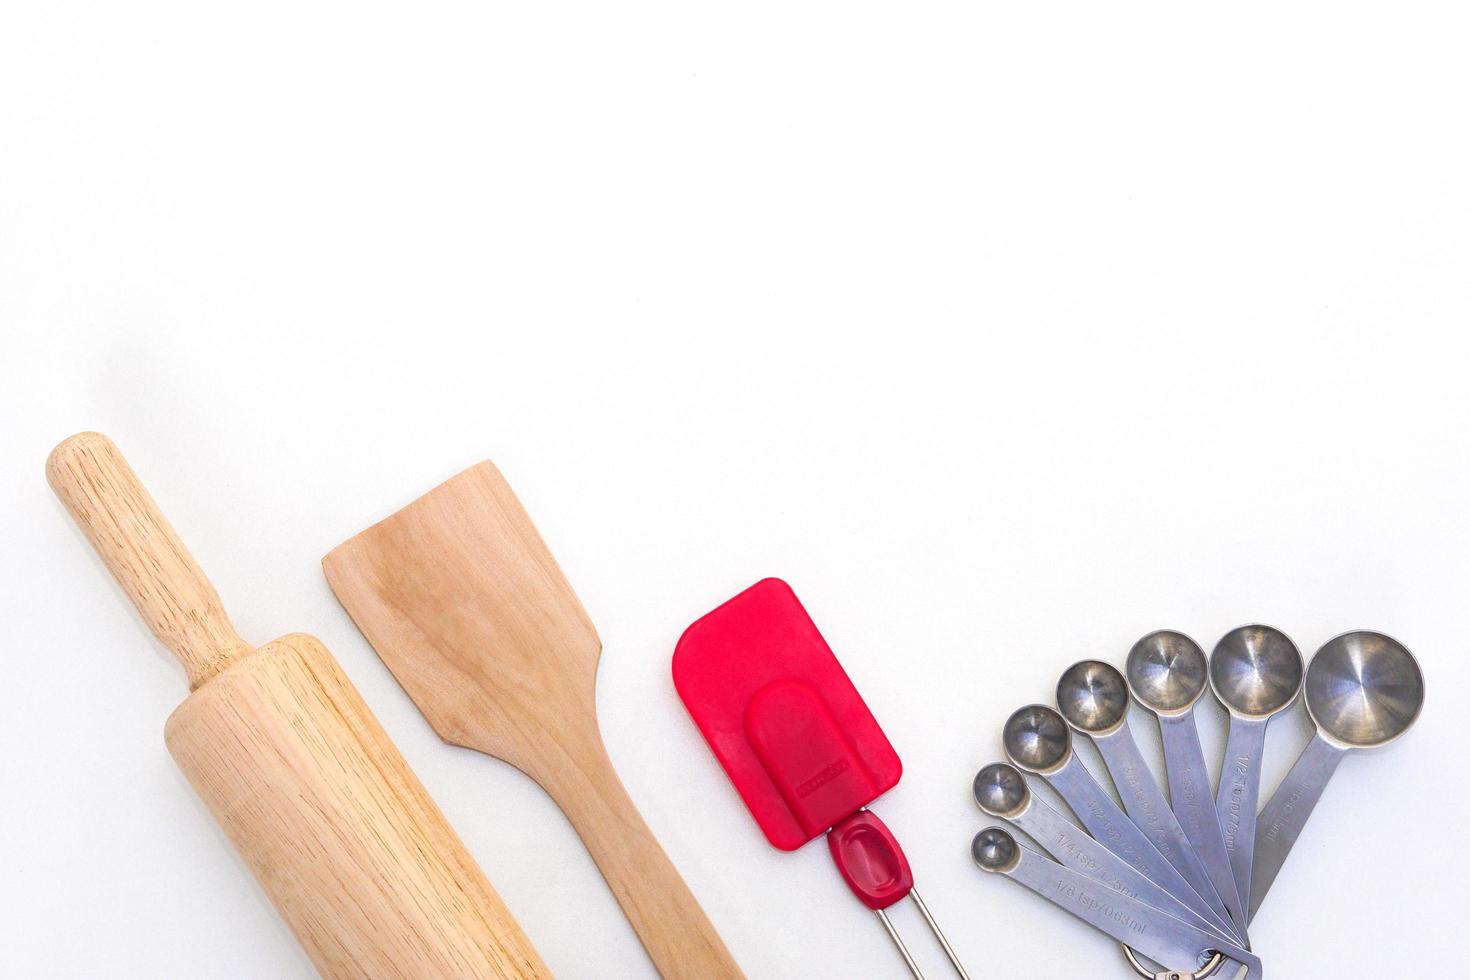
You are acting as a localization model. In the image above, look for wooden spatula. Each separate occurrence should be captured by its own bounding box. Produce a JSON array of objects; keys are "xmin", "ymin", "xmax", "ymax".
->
[{"xmin": 323, "ymin": 461, "xmax": 743, "ymax": 980}]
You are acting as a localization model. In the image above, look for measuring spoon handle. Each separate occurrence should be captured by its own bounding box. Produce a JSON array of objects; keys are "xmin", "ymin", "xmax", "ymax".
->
[
  {"xmin": 1003, "ymin": 845, "xmax": 1263, "ymax": 980},
  {"xmin": 1018, "ymin": 795, "xmax": 1237, "ymax": 946},
  {"xmin": 1096, "ymin": 729, "xmax": 1235, "ymax": 936},
  {"xmin": 1159, "ymin": 712, "xmax": 1248, "ymax": 939},
  {"xmin": 1248, "ymin": 733, "xmax": 1346, "ymax": 921},
  {"xmin": 1048, "ymin": 758, "xmax": 1236, "ymax": 942},
  {"xmin": 1215, "ymin": 715, "xmax": 1268, "ymax": 917}
]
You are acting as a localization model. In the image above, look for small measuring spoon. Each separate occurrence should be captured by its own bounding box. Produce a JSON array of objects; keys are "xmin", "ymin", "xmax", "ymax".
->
[
  {"xmin": 973, "ymin": 762, "xmax": 1237, "ymax": 947},
  {"xmin": 971, "ymin": 828, "xmax": 1263, "ymax": 980},
  {"xmin": 1208, "ymin": 624, "xmax": 1302, "ymax": 924},
  {"xmin": 1249, "ymin": 630, "xmax": 1424, "ymax": 920},
  {"xmin": 1002, "ymin": 705, "xmax": 1238, "ymax": 943},
  {"xmin": 1127, "ymin": 631, "xmax": 1249, "ymax": 942},
  {"xmin": 1056, "ymin": 661, "xmax": 1240, "ymax": 944}
]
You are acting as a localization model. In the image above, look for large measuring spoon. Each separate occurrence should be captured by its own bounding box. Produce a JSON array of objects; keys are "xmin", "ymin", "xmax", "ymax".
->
[
  {"xmin": 973, "ymin": 762, "xmax": 1236, "ymax": 947},
  {"xmin": 1056, "ymin": 661, "xmax": 1240, "ymax": 944},
  {"xmin": 1208, "ymin": 624, "xmax": 1302, "ymax": 925},
  {"xmin": 1249, "ymin": 630, "xmax": 1424, "ymax": 920},
  {"xmin": 971, "ymin": 828, "xmax": 1262, "ymax": 980},
  {"xmin": 1002, "ymin": 705, "xmax": 1238, "ymax": 943},
  {"xmin": 1127, "ymin": 631, "xmax": 1249, "ymax": 941}
]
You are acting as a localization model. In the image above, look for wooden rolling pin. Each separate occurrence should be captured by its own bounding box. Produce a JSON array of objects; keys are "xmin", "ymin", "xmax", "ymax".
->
[{"xmin": 47, "ymin": 432, "xmax": 550, "ymax": 980}]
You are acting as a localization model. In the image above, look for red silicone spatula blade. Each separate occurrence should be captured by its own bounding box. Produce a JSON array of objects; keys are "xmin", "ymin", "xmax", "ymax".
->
[{"xmin": 672, "ymin": 577, "xmax": 902, "ymax": 850}]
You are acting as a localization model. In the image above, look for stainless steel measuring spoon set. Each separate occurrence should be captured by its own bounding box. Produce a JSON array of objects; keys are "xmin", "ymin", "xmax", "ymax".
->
[{"xmin": 968, "ymin": 626, "xmax": 1425, "ymax": 978}]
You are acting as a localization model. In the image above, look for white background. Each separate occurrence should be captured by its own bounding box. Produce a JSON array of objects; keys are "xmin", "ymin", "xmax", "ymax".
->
[{"xmin": 2, "ymin": 2, "xmax": 1466, "ymax": 977}]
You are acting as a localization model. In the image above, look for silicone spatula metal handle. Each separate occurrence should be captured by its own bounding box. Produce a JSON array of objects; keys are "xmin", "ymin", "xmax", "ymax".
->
[{"xmin": 828, "ymin": 810, "xmax": 970, "ymax": 980}]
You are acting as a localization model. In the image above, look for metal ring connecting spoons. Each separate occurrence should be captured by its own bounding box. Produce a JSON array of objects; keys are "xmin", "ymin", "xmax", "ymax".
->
[
  {"xmin": 1127, "ymin": 631, "xmax": 1249, "ymax": 941},
  {"xmin": 1002, "ymin": 706, "xmax": 1238, "ymax": 943},
  {"xmin": 971, "ymin": 828, "xmax": 1262, "ymax": 980},
  {"xmin": 1123, "ymin": 946, "xmax": 1226, "ymax": 979},
  {"xmin": 1208, "ymin": 624, "xmax": 1302, "ymax": 926},
  {"xmin": 1249, "ymin": 630, "xmax": 1424, "ymax": 920},
  {"xmin": 973, "ymin": 763, "xmax": 1238, "ymax": 948},
  {"xmin": 1056, "ymin": 662, "xmax": 1242, "ymax": 945}
]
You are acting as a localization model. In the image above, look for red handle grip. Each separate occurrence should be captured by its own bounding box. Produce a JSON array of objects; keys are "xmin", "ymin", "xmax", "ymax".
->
[{"xmin": 826, "ymin": 809, "xmax": 914, "ymax": 910}]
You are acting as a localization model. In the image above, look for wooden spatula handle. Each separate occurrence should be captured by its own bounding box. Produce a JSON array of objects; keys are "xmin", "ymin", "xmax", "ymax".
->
[
  {"xmin": 47, "ymin": 432, "xmax": 252, "ymax": 689},
  {"xmin": 549, "ymin": 728, "xmax": 744, "ymax": 980}
]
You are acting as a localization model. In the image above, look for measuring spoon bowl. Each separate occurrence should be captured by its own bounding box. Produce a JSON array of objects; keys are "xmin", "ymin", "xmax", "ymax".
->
[
  {"xmin": 1056, "ymin": 662, "xmax": 1239, "ymax": 943},
  {"xmin": 1249, "ymin": 630, "xmax": 1424, "ymax": 919},
  {"xmin": 972, "ymin": 828, "xmax": 1262, "ymax": 980},
  {"xmin": 973, "ymin": 761, "xmax": 1031, "ymax": 819},
  {"xmin": 1128, "ymin": 631, "xmax": 1248, "ymax": 940},
  {"xmin": 1056, "ymin": 659, "xmax": 1131, "ymax": 736},
  {"xmin": 1002, "ymin": 705, "xmax": 1238, "ymax": 942},
  {"xmin": 1002, "ymin": 702, "xmax": 1072, "ymax": 773},
  {"xmin": 1305, "ymin": 630, "xmax": 1424, "ymax": 748},
  {"xmin": 1210, "ymin": 625, "xmax": 1303, "ymax": 720},
  {"xmin": 974, "ymin": 763, "xmax": 1238, "ymax": 947},
  {"xmin": 1128, "ymin": 630, "xmax": 1209, "ymax": 715},
  {"xmin": 1209, "ymin": 624, "xmax": 1302, "ymax": 917}
]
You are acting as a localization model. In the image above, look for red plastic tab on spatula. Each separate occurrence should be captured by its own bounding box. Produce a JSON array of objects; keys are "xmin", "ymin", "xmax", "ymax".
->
[
  {"xmin": 827, "ymin": 809, "xmax": 914, "ymax": 910},
  {"xmin": 672, "ymin": 578, "xmax": 902, "ymax": 850}
]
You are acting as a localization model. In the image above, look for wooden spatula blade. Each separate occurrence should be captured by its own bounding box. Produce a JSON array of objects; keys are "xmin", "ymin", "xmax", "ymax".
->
[
  {"xmin": 324, "ymin": 460, "xmax": 602, "ymax": 763},
  {"xmin": 325, "ymin": 460, "xmax": 746, "ymax": 978}
]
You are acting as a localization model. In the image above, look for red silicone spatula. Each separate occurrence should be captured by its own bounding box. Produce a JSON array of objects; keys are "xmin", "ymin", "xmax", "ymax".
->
[{"xmin": 673, "ymin": 578, "xmax": 970, "ymax": 979}]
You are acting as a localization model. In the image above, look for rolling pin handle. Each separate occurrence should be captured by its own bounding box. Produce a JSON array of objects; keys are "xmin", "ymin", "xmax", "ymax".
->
[{"xmin": 46, "ymin": 432, "xmax": 253, "ymax": 689}]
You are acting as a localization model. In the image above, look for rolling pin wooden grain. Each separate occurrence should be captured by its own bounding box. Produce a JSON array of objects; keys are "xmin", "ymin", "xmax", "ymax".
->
[
  {"xmin": 323, "ymin": 461, "xmax": 744, "ymax": 980},
  {"xmin": 47, "ymin": 432, "xmax": 550, "ymax": 980}
]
